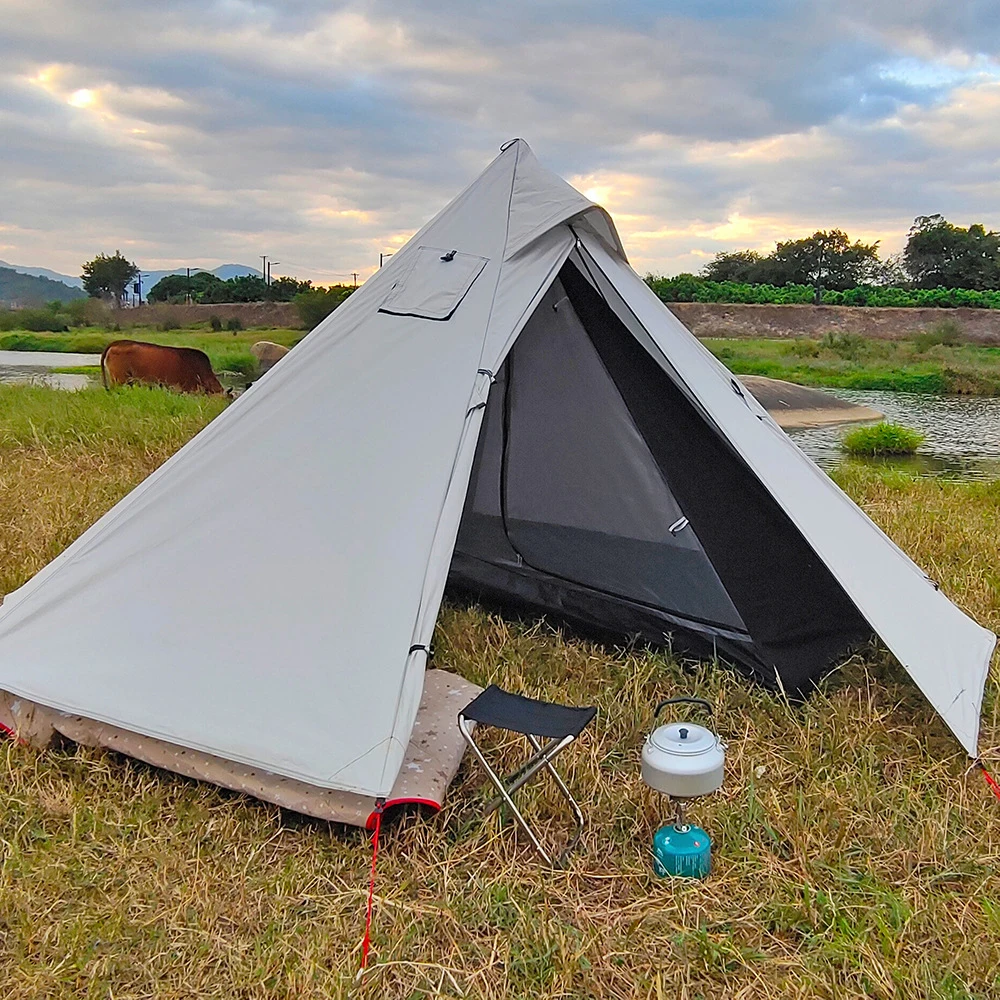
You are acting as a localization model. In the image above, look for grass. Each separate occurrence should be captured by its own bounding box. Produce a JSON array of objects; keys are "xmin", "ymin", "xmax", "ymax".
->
[
  {"xmin": 842, "ymin": 422, "xmax": 925, "ymax": 457},
  {"xmin": 0, "ymin": 385, "xmax": 998, "ymax": 997},
  {"xmin": 705, "ymin": 336, "xmax": 1000, "ymax": 395},
  {"xmin": 0, "ymin": 324, "xmax": 304, "ymax": 378}
]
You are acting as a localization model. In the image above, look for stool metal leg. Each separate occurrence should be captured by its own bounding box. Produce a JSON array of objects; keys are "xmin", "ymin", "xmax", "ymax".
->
[
  {"xmin": 526, "ymin": 733, "xmax": 586, "ymax": 867},
  {"xmin": 458, "ymin": 715, "xmax": 583, "ymax": 868}
]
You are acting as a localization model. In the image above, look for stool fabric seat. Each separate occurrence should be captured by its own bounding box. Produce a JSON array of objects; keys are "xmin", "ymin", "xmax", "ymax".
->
[{"xmin": 460, "ymin": 685, "xmax": 596, "ymax": 739}]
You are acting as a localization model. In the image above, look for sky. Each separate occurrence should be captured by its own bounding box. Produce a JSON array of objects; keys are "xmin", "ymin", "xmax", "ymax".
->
[{"xmin": 2, "ymin": 0, "xmax": 999, "ymax": 283}]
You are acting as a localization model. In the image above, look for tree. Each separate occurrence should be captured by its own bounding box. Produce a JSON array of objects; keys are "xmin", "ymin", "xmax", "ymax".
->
[
  {"xmin": 81, "ymin": 251, "xmax": 139, "ymax": 307},
  {"xmin": 702, "ymin": 249, "xmax": 766, "ymax": 283},
  {"xmin": 147, "ymin": 271, "xmax": 223, "ymax": 304},
  {"xmin": 903, "ymin": 215, "xmax": 1000, "ymax": 290},
  {"xmin": 764, "ymin": 230, "xmax": 881, "ymax": 291}
]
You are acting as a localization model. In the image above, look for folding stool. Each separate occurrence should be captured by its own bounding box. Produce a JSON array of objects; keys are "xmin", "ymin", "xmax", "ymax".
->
[{"xmin": 458, "ymin": 684, "xmax": 597, "ymax": 867}]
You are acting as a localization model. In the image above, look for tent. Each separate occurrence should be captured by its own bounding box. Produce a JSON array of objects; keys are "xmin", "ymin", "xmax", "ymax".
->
[{"xmin": 0, "ymin": 140, "xmax": 994, "ymax": 826}]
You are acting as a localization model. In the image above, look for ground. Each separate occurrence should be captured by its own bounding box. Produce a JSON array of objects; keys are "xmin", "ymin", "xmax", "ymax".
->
[{"xmin": 0, "ymin": 384, "xmax": 998, "ymax": 999}]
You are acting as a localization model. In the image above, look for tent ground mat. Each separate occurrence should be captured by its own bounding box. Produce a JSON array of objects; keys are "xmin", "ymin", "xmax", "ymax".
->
[{"xmin": 0, "ymin": 669, "xmax": 482, "ymax": 829}]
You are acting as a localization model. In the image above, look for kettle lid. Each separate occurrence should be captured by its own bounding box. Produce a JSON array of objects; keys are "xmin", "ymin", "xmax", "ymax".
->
[{"xmin": 648, "ymin": 722, "xmax": 718, "ymax": 756}]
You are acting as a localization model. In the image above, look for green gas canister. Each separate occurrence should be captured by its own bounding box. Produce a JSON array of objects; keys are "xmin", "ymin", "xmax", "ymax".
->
[{"xmin": 652, "ymin": 822, "xmax": 712, "ymax": 878}]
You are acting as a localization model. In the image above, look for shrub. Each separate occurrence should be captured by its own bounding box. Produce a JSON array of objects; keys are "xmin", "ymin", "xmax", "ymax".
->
[
  {"xmin": 209, "ymin": 315, "xmax": 223, "ymax": 332},
  {"xmin": 294, "ymin": 286, "xmax": 355, "ymax": 329},
  {"xmin": 226, "ymin": 317, "xmax": 243, "ymax": 332},
  {"xmin": 781, "ymin": 338, "xmax": 820, "ymax": 358},
  {"xmin": 913, "ymin": 318, "xmax": 964, "ymax": 352},
  {"xmin": 0, "ymin": 308, "xmax": 70, "ymax": 332},
  {"xmin": 820, "ymin": 332, "xmax": 866, "ymax": 361},
  {"xmin": 841, "ymin": 422, "xmax": 925, "ymax": 457},
  {"xmin": 158, "ymin": 318, "xmax": 182, "ymax": 332}
]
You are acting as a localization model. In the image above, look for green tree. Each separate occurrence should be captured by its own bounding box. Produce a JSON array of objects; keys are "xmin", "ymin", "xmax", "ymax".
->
[
  {"xmin": 702, "ymin": 249, "xmax": 766, "ymax": 283},
  {"xmin": 81, "ymin": 251, "xmax": 139, "ymax": 307},
  {"xmin": 764, "ymin": 230, "xmax": 881, "ymax": 291},
  {"xmin": 267, "ymin": 276, "xmax": 312, "ymax": 302},
  {"xmin": 147, "ymin": 271, "xmax": 224, "ymax": 303},
  {"xmin": 903, "ymin": 215, "xmax": 1000, "ymax": 290}
]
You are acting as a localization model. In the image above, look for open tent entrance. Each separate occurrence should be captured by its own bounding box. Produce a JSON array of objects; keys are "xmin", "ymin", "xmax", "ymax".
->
[{"xmin": 451, "ymin": 250, "xmax": 874, "ymax": 689}]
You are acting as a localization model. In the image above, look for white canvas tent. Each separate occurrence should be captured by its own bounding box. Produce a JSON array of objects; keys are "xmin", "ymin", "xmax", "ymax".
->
[{"xmin": 0, "ymin": 140, "xmax": 994, "ymax": 826}]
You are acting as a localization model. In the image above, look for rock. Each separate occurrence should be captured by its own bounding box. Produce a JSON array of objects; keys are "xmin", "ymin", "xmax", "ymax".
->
[{"xmin": 250, "ymin": 341, "xmax": 290, "ymax": 371}]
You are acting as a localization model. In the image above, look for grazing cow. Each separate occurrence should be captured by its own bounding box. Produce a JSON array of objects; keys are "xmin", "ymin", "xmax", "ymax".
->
[{"xmin": 101, "ymin": 340, "xmax": 226, "ymax": 395}]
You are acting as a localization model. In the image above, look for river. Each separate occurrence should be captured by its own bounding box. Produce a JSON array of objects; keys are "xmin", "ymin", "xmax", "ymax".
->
[{"xmin": 786, "ymin": 389, "xmax": 1000, "ymax": 481}]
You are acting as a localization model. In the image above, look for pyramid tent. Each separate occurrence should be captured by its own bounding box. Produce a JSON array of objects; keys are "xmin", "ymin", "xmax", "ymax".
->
[{"xmin": 0, "ymin": 140, "xmax": 994, "ymax": 824}]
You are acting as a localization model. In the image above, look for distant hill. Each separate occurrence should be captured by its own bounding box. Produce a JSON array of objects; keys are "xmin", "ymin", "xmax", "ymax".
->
[
  {"xmin": 0, "ymin": 267, "xmax": 87, "ymax": 306},
  {"xmin": 0, "ymin": 261, "xmax": 261, "ymax": 301}
]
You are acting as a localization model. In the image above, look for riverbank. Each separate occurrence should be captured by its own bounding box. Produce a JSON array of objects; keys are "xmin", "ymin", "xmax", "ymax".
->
[
  {"xmin": 0, "ymin": 383, "xmax": 997, "ymax": 997},
  {"xmin": 705, "ymin": 336, "xmax": 1000, "ymax": 395},
  {"xmin": 669, "ymin": 301, "xmax": 1000, "ymax": 344}
]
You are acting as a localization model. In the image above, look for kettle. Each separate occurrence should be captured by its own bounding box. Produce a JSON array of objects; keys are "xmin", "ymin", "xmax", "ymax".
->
[{"xmin": 641, "ymin": 696, "xmax": 724, "ymax": 798}]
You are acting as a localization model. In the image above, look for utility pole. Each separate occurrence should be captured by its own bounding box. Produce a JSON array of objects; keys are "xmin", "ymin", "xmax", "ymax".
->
[
  {"xmin": 267, "ymin": 261, "xmax": 280, "ymax": 286},
  {"xmin": 352, "ymin": 272, "xmax": 359, "ymax": 287},
  {"xmin": 260, "ymin": 255, "xmax": 268, "ymax": 284},
  {"xmin": 186, "ymin": 266, "xmax": 191, "ymax": 304}
]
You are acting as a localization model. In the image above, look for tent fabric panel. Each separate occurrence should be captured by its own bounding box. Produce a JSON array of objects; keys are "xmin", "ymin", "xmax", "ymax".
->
[
  {"xmin": 0, "ymin": 142, "xmax": 526, "ymax": 798},
  {"xmin": 576, "ymin": 231, "xmax": 996, "ymax": 754}
]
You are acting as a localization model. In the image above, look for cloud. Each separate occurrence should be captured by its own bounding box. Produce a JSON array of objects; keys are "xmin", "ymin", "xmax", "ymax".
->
[{"xmin": 0, "ymin": 0, "xmax": 998, "ymax": 280}]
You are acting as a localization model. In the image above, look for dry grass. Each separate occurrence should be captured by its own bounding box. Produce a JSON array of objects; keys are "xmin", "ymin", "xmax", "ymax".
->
[{"xmin": 0, "ymin": 384, "xmax": 998, "ymax": 998}]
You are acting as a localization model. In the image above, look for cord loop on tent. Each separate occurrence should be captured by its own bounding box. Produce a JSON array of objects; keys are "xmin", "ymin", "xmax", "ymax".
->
[{"xmin": 440, "ymin": 249, "xmax": 457, "ymax": 261}]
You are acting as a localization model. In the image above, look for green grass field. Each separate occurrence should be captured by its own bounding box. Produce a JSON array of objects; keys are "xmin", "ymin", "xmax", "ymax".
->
[
  {"xmin": 0, "ymin": 384, "xmax": 998, "ymax": 998},
  {"xmin": 705, "ymin": 336, "xmax": 1000, "ymax": 395},
  {"xmin": 0, "ymin": 325, "xmax": 303, "ymax": 379}
]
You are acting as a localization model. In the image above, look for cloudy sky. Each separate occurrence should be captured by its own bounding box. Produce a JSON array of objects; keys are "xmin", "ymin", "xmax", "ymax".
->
[{"xmin": 2, "ymin": 0, "xmax": 999, "ymax": 282}]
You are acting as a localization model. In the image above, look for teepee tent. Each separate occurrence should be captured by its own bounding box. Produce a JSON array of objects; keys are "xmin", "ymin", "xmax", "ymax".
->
[{"xmin": 0, "ymin": 140, "xmax": 993, "ymax": 825}]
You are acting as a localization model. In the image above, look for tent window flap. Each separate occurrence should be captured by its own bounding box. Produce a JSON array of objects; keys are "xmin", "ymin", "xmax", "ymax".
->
[{"xmin": 379, "ymin": 246, "xmax": 489, "ymax": 320}]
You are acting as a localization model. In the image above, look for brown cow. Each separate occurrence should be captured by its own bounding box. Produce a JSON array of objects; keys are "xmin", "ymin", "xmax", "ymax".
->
[{"xmin": 101, "ymin": 340, "xmax": 226, "ymax": 395}]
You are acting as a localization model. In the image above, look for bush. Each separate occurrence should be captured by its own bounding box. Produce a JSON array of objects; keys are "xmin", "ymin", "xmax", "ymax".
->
[
  {"xmin": 158, "ymin": 318, "xmax": 182, "ymax": 332},
  {"xmin": 781, "ymin": 338, "xmax": 820, "ymax": 358},
  {"xmin": 0, "ymin": 308, "xmax": 70, "ymax": 332},
  {"xmin": 226, "ymin": 317, "xmax": 243, "ymax": 332},
  {"xmin": 913, "ymin": 318, "xmax": 964, "ymax": 352},
  {"xmin": 842, "ymin": 422, "xmax": 925, "ymax": 457},
  {"xmin": 820, "ymin": 332, "xmax": 866, "ymax": 361},
  {"xmin": 209, "ymin": 315, "xmax": 223, "ymax": 332},
  {"xmin": 643, "ymin": 275, "xmax": 1000, "ymax": 309},
  {"xmin": 294, "ymin": 286, "xmax": 355, "ymax": 329}
]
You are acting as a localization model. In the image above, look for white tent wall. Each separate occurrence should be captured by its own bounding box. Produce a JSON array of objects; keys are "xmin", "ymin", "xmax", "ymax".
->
[
  {"xmin": 574, "ymin": 231, "xmax": 996, "ymax": 756},
  {"xmin": 0, "ymin": 142, "xmax": 564, "ymax": 799}
]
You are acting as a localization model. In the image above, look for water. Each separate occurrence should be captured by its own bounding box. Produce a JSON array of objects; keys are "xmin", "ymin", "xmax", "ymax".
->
[
  {"xmin": 0, "ymin": 365, "xmax": 93, "ymax": 390},
  {"xmin": 786, "ymin": 389, "xmax": 1000, "ymax": 481}
]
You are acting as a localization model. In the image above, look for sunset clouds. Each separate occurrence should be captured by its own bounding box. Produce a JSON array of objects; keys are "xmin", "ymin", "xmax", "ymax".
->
[{"xmin": 1, "ymin": 0, "xmax": 998, "ymax": 280}]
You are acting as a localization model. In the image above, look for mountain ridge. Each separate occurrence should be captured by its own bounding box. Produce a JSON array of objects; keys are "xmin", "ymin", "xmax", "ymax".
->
[{"xmin": 0, "ymin": 261, "xmax": 263, "ymax": 301}]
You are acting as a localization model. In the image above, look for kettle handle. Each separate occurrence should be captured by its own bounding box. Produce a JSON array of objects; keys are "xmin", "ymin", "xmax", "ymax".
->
[{"xmin": 654, "ymin": 696, "xmax": 714, "ymax": 719}]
